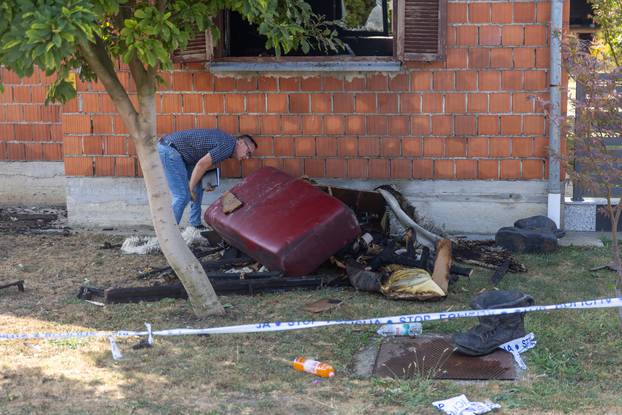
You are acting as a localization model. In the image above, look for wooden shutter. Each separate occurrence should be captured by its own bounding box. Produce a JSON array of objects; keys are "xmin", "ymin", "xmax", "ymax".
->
[
  {"xmin": 171, "ymin": 14, "xmax": 227, "ymax": 63},
  {"xmin": 396, "ymin": 0, "xmax": 447, "ymax": 61}
]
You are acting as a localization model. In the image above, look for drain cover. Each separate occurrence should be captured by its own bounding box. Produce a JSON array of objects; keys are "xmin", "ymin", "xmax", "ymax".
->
[{"xmin": 373, "ymin": 335, "xmax": 516, "ymax": 380}]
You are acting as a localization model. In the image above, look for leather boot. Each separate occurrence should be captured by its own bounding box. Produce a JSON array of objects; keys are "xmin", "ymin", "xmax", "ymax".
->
[{"xmin": 453, "ymin": 291, "xmax": 534, "ymax": 356}]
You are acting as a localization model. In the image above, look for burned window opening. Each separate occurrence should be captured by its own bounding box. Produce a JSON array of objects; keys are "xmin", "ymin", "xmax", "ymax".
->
[{"xmin": 227, "ymin": 0, "xmax": 393, "ymax": 57}]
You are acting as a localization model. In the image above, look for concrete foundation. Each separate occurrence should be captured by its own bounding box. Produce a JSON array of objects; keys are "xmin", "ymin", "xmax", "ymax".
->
[
  {"xmin": 0, "ymin": 161, "xmax": 66, "ymax": 206},
  {"xmin": 66, "ymin": 177, "xmax": 548, "ymax": 233}
]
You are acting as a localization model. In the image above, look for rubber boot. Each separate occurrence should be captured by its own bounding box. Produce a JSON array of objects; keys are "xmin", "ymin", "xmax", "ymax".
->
[{"xmin": 453, "ymin": 291, "xmax": 534, "ymax": 356}]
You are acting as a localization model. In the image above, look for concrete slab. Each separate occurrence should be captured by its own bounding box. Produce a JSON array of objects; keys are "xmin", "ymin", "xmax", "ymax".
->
[
  {"xmin": 0, "ymin": 161, "xmax": 66, "ymax": 206},
  {"xmin": 559, "ymin": 232, "xmax": 606, "ymax": 247}
]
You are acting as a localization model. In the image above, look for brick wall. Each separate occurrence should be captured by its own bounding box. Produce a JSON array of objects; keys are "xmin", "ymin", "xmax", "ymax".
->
[
  {"xmin": 0, "ymin": 67, "xmax": 62, "ymax": 162},
  {"xmin": 61, "ymin": 0, "xmax": 565, "ymax": 180}
]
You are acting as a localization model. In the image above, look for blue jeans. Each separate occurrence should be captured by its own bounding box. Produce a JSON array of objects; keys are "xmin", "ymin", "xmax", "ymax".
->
[{"xmin": 157, "ymin": 143, "xmax": 204, "ymax": 226}]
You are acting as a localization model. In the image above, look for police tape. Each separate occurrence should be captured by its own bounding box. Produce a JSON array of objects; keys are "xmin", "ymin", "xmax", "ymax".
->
[{"xmin": 0, "ymin": 297, "xmax": 620, "ymax": 342}]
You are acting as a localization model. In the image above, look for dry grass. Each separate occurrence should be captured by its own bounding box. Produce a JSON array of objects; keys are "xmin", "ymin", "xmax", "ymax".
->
[{"xmin": 0, "ymin": 231, "xmax": 621, "ymax": 414}]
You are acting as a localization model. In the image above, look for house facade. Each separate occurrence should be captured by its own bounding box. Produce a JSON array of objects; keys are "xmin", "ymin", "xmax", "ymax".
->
[{"xmin": 0, "ymin": 0, "xmax": 569, "ymax": 233}]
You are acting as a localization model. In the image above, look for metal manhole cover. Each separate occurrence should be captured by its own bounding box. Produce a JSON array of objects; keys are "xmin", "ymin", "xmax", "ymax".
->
[{"xmin": 373, "ymin": 335, "xmax": 516, "ymax": 380}]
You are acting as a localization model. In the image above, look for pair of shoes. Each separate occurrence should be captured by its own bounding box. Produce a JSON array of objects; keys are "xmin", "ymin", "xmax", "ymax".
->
[{"xmin": 191, "ymin": 224, "xmax": 207, "ymax": 230}]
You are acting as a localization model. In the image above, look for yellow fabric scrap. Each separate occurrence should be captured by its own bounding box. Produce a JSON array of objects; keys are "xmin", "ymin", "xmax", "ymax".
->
[{"xmin": 380, "ymin": 268, "xmax": 446, "ymax": 300}]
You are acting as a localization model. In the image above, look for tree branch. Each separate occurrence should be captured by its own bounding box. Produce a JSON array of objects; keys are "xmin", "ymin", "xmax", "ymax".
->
[{"xmin": 78, "ymin": 37, "xmax": 140, "ymax": 137}]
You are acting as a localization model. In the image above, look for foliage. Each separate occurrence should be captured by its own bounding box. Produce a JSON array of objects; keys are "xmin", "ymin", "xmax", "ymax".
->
[
  {"xmin": 342, "ymin": 0, "xmax": 376, "ymax": 28},
  {"xmin": 0, "ymin": 0, "xmax": 340, "ymax": 103},
  {"xmin": 590, "ymin": 0, "xmax": 622, "ymax": 65}
]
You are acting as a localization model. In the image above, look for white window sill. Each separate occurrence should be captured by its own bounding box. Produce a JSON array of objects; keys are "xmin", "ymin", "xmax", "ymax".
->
[{"xmin": 209, "ymin": 61, "xmax": 402, "ymax": 73}]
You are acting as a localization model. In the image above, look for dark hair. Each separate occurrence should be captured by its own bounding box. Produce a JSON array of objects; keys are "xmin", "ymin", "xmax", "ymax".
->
[{"xmin": 237, "ymin": 134, "xmax": 258, "ymax": 149}]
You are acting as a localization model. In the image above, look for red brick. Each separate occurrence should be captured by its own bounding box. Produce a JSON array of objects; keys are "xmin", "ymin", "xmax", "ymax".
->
[
  {"xmin": 295, "ymin": 136, "xmax": 315, "ymax": 156},
  {"xmin": 274, "ymin": 137, "xmax": 295, "ymax": 156},
  {"xmin": 522, "ymin": 159, "xmax": 543, "ymax": 178},
  {"xmin": 513, "ymin": 138, "xmax": 534, "ymax": 157},
  {"xmin": 127, "ymin": 140, "xmax": 137, "ymax": 156},
  {"xmin": 468, "ymin": 93, "xmax": 488, "ymax": 112},
  {"xmin": 83, "ymin": 136, "xmax": 104, "ymax": 155},
  {"xmin": 456, "ymin": 26, "xmax": 478, "ymax": 45},
  {"xmin": 14, "ymin": 124, "xmax": 34, "ymax": 141},
  {"xmin": 434, "ymin": 160, "xmax": 454, "ymax": 179},
  {"xmin": 326, "ymin": 159, "xmax": 346, "ymax": 178},
  {"xmin": 447, "ymin": 49, "xmax": 469, "ymax": 69},
  {"xmin": 303, "ymin": 115, "xmax": 323, "ymax": 134},
  {"xmin": 490, "ymin": 138, "xmax": 511, "ymax": 156},
  {"xmin": 6, "ymin": 143, "xmax": 25, "ymax": 160},
  {"xmin": 262, "ymin": 158, "xmax": 283, "ymax": 170},
  {"xmin": 524, "ymin": 71, "xmax": 547, "ymax": 90},
  {"xmin": 240, "ymin": 159, "xmax": 263, "ymax": 176},
  {"xmin": 261, "ymin": 115, "xmax": 281, "ymax": 135},
  {"xmin": 447, "ymin": 137, "xmax": 467, "ymax": 157},
  {"xmin": 478, "ymin": 159, "xmax": 498, "ymax": 179},
  {"xmin": 434, "ymin": 72, "xmax": 454, "ymax": 90},
  {"xmin": 491, "ymin": 3, "xmax": 513, "ymax": 23},
  {"xmin": 161, "ymin": 94, "xmax": 181, "ymax": 113},
  {"xmin": 13, "ymin": 86, "xmax": 31, "ymax": 103},
  {"xmin": 172, "ymin": 72, "xmax": 193, "ymax": 91},
  {"xmin": 455, "ymin": 115, "xmax": 476, "ymax": 135},
  {"xmin": 378, "ymin": 93, "xmax": 398, "ymax": 113},
  {"xmin": 355, "ymin": 93, "xmax": 376, "ymax": 113},
  {"xmin": 337, "ymin": 137, "xmax": 358, "ymax": 157},
  {"xmin": 333, "ymin": 93, "xmax": 355, "ymax": 113},
  {"xmin": 221, "ymin": 159, "xmax": 242, "ymax": 178},
  {"xmin": 400, "ymin": 94, "xmax": 421, "ymax": 113},
  {"xmin": 403, "ymin": 137, "xmax": 422, "ymax": 156},
  {"xmin": 0, "ymin": 87, "xmax": 13, "ymax": 103},
  {"xmin": 500, "ymin": 159, "xmax": 521, "ymax": 178},
  {"xmin": 246, "ymin": 94, "xmax": 266, "ymax": 113},
  {"xmin": 478, "ymin": 115, "xmax": 500, "ymax": 135},
  {"xmin": 369, "ymin": 159, "xmax": 389, "ymax": 179},
  {"xmin": 92, "ymin": 115, "xmax": 114, "ymax": 133},
  {"xmin": 448, "ymin": 3, "xmax": 467, "ymax": 23},
  {"xmin": 64, "ymin": 157, "xmax": 93, "ymax": 176},
  {"xmin": 33, "ymin": 124, "xmax": 51, "ymax": 141},
  {"xmin": 514, "ymin": 3, "xmax": 535, "ymax": 23},
  {"xmin": 382, "ymin": 137, "xmax": 402, "ymax": 156},
  {"xmin": 289, "ymin": 94, "xmax": 309, "ymax": 113},
  {"xmin": 325, "ymin": 115, "xmax": 345, "ymax": 135},
  {"xmin": 422, "ymin": 93, "xmax": 443, "ymax": 113},
  {"xmin": 311, "ymin": 94, "xmax": 331, "ymax": 112},
  {"xmin": 346, "ymin": 115, "xmax": 366, "ymax": 134},
  {"xmin": 479, "ymin": 26, "xmax": 501, "ymax": 46},
  {"xmin": 537, "ymin": 2, "xmax": 551, "ymax": 22},
  {"xmin": 347, "ymin": 159, "xmax": 368, "ymax": 178},
  {"xmin": 534, "ymin": 137, "xmax": 548, "ymax": 157},
  {"xmin": 502, "ymin": 71, "xmax": 524, "ymax": 91},
  {"xmin": 304, "ymin": 159, "xmax": 325, "ymax": 177},
  {"xmin": 105, "ymin": 136, "xmax": 126, "ymax": 155},
  {"xmin": 389, "ymin": 73, "xmax": 410, "ymax": 91},
  {"xmin": 301, "ymin": 76, "xmax": 322, "ymax": 91},
  {"xmin": 432, "ymin": 115, "xmax": 453, "ymax": 135},
  {"xmin": 253, "ymin": 137, "xmax": 274, "ymax": 157},
  {"xmin": 4, "ymin": 105, "xmax": 22, "ymax": 122},
  {"xmin": 412, "ymin": 159, "xmax": 433, "ymax": 179},
  {"xmin": 455, "ymin": 71, "xmax": 478, "ymax": 90},
  {"xmin": 236, "ymin": 77, "xmax": 258, "ymax": 91},
  {"xmin": 24, "ymin": 143, "xmax": 43, "ymax": 160},
  {"xmin": 322, "ymin": 76, "xmax": 344, "ymax": 91},
  {"xmin": 490, "ymin": 93, "xmax": 511, "ymax": 112},
  {"xmin": 63, "ymin": 136, "xmax": 82, "ymax": 155},
  {"xmin": 469, "ymin": 137, "xmax": 489, "ymax": 157},
  {"xmin": 389, "ymin": 116, "xmax": 410, "ymax": 135},
  {"xmin": 95, "ymin": 156, "xmax": 114, "ymax": 176},
  {"xmin": 214, "ymin": 76, "xmax": 236, "ymax": 91},
  {"xmin": 469, "ymin": 49, "xmax": 490, "ymax": 68},
  {"xmin": 316, "ymin": 138, "xmax": 337, "ymax": 156},
  {"xmin": 367, "ymin": 115, "xmax": 388, "ymax": 135},
  {"xmin": 535, "ymin": 48, "xmax": 549, "ymax": 68},
  {"xmin": 445, "ymin": 93, "xmax": 466, "ymax": 112},
  {"xmin": 42, "ymin": 143, "xmax": 62, "ymax": 161},
  {"xmin": 239, "ymin": 115, "xmax": 260, "ymax": 134},
  {"xmin": 62, "ymin": 114, "xmax": 91, "ymax": 134},
  {"xmin": 491, "ymin": 48, "xmax": 514, "ymax": 68},
  {"xmin": 411, "ymin": 115, "xmax": 431, "ymax": 135},
  {"xmin": 391, "ymin": 159, "xmax": 412, "ymax": 178},
  {"xmin": 367, "ymin": 74, "xmax": 388, "ymax": 90},
  {"xmin": 181, "ymin": 95, "xmax": 202, "ymax": 113},
  {"xmin": 267, "ymin": 94, "xmax": 288, "ymax": 112},
  {"xmin": 282, "ymin": 115, "xmax": 301, "ymax": 134},
  {"xmin": 157, "ymin": 115, "xmax": 174, "ymax": 134},
  {"xmin": 513, "ymin": 48, "xmax": 535, "ymax": 68},
  {"xmin": 258, "ymin": 76, "xmax": 278, "ymax": 91},
  {"xmin": 500, "ymin": 115, "xmax": 522, "ymax": 134},
  {"xmin": 424, "ymin": 137, "xmax": 444, "ymax": 156},
  {"xmin": 116, "ymin": 157, "xmax": 136, "ymax": 177},
  {"xmin": 344, "ymin": 77, "xmax": 366, "ymax": 91},
  {"xmin": 525, "ymin": 26, "xmax": 547, "ymax": 45},
  {"xmin": 0, "ymin": 124, "xmax": 14, "ymax": 141},
  {"xmin": 502, "ymin": 26, "xmax": 524, "ymax": 46},
  {"xmin": 81, "ymin": 94, "xmax": 99, "ymax": 112},
  {"xmin": 469, "ymin": 3, "xmax": 491, "ymax": 23},
  {"xmin": 524, "ymin": 115, "xmax": 545, "ymax": 134},
  {"xmin": 358, "ymin": 137, "xmax": 380, "ymax": 156},
  {"xmin": 456, "ymin": 159, "xmax": 477, "ymax": 178},
  {"xmin": 412, "ymin": 72, "xmax": 432, "ymax": 90},
  {"xmin": 175, "ymin": 114, "xmax": 195, "ymax": 130},
  {"xmin": 225, "ymin": 94, "xmax": 245, "ymax": 113},
  {"xmin": 194, "ymin": 72, "xmax": 214, "ymax": 91}
]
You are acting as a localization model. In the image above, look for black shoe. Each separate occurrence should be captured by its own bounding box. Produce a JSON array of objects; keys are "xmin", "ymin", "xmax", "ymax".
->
[{"xmin": 192, "ymin": 224, "xmax": 207, "ymax": 230}]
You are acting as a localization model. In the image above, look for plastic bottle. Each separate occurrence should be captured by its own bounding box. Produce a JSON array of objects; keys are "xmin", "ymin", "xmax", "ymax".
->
[
  {"xmin": 292, "ymin": 357, "xmax": 335, "ymax": 378},
  {"xmin": 376, "ymin": 322, "xmax": 423, "ymax": 337}
]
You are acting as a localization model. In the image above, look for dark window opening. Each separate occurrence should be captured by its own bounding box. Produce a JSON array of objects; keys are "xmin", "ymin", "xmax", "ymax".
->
[{"xmin": 227, "ymin": 0, "xmax": 393, "ymax": 57}]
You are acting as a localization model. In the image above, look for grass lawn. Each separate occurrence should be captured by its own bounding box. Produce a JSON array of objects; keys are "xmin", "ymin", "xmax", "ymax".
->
[{"xmin": 0, "ymin": 232, "xmax": 621, "ymax": 414}]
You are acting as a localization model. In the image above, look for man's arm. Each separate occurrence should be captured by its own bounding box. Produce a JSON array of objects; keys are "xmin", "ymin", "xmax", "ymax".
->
[{"xmin": 189, "ymin": 153, "xmax": 213, "ymax": 200}]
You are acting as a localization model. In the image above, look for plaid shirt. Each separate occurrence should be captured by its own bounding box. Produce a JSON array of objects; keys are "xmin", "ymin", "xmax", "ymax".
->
[{"xmin": 162, "ymin": 129, "xmax": 235, "ymax": 165}]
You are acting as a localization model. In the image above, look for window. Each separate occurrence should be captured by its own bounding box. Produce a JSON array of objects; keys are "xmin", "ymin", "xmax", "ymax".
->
[{"xmin": 173, "ymin": 0, "xmax": 446, "ymax": 64}]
